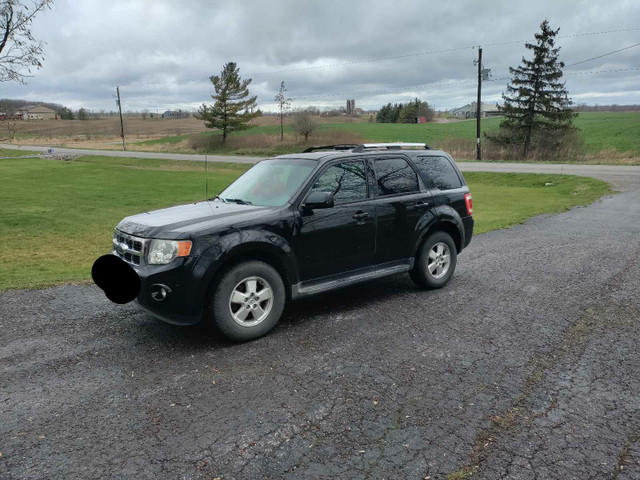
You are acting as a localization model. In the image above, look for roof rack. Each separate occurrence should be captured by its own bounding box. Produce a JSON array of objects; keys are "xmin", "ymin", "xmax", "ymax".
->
[
  {"xmin": 302, "ymin": 142, "xmax": 430, "ymax": 153},
  {"xmin": 302, "ymin": 144, "xmax": 360, "ymax": 153},
  {"xmin": 352, "ymin": 143, "xmax": 430, "ymax": 152}
]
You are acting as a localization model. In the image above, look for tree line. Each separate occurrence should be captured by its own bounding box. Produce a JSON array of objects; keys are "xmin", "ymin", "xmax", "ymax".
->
[{"xmin": 376, "ymin": 99, "xmax": 435, "ymax": 123}]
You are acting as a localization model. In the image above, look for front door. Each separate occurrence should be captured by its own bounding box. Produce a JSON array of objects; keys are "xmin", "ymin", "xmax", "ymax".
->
[{"xmin": 294, "ymin": 159, "xmax": 376, "ymax": 281}]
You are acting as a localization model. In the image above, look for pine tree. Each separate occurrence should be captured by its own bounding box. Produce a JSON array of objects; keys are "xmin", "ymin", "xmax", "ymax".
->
[
  {"xmin": 498, "ymin": 20, "xmax": 576, "ymax": 158},
  {"xmin": 197, "ymin": 62, "xmax": 259, "ymax": 143}
]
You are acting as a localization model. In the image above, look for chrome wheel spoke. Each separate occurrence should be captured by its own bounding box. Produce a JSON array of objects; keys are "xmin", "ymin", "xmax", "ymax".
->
[
  {"xmin": 234, "ymin": 307, "xmax": 250, "ymax": 321},
  {"xmin": 230, "ymin": 291, "xmax": 246, "ymax": 304},
  {"xmin": 253, "ymin": 305, "xmax": 266, "ymax": 319},
  {"xmin": 428, "ymin": 261, "xmax": 438, "ymax": 274},
  {"xmin": 256, "ymin": 288, "xmax": 272, "ymax": 302},
  {"xmin": 428, "ymin": 250, "xmax": 438, "ymax": 260},
  {"xmin": 245, "ymin": 279, "xmax": 258, "ymax": 295}
]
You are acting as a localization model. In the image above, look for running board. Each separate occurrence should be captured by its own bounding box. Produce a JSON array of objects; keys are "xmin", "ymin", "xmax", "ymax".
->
[{"xmin": 292, "ymin": 260, "xmax": 412, "ymax": 299}]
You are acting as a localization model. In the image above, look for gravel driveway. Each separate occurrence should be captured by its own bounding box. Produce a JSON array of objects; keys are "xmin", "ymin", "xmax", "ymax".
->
[{"xmin": 2, "ymin": 191, "xmax": 640, "ymax": 479}]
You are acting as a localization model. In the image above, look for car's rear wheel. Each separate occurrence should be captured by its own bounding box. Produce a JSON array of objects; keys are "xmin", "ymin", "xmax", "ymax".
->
[
  {"xmin": 209, "ymin": 261, "xmax": 286, "ymax": 341},
  {"xmin": 410, "ymin": 231, "xmax": 457, "ymax": 289}
]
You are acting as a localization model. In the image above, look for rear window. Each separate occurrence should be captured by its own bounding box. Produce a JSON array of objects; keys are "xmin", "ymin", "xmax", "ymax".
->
[
  {"xmin": 416, "ymin": 156, "xmax": 462, "ymax": 190},
  {"xmin": 374, "ymin": 157, "xmax": 419, "ymax": 196}
]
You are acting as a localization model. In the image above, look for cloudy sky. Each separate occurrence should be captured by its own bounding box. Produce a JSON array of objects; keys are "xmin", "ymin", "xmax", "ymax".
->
[{"xmin": 5, "ymin": 0, "xmax": 640, "ymax": 112}]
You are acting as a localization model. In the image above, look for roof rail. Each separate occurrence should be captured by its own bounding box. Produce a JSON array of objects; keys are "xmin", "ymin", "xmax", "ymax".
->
[
  {"xmin": 352, "ymin": 143, "xmax": 430, "ymax": 152},
  {"xmin": 302, "ymin": 144, "xmax": 360, "ymax": 153},
  {"xmin": 303, "ymin": 142, "xmax": 430, "ymax": 153}
]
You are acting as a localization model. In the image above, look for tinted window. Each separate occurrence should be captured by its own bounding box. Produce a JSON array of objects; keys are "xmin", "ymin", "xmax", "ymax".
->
[
  {"xmin": 416, "ymin": 156, "xmax": 462, "ymax": 190},
  {"xmin": 374, "ymin": 157, "xmax": 419, "ymax": 196},
  {"xmin": 312, "ymin": 161, "xmax": 367, "ymax": 204}
]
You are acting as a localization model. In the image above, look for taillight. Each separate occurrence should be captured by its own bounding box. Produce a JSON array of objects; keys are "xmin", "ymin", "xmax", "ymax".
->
[{"xmin": 464, "ymin": 193, "xmax": 473, "ymax": 215}]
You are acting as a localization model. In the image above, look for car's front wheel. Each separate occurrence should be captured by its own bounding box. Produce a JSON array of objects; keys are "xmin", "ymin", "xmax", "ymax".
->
[
  {"xmin": 410, "ymin": 231, "xmax": 457, "ymax": 289},
  {"xmin": 209, "ymin": 261, "xmax": 286, "ymax": 341}
]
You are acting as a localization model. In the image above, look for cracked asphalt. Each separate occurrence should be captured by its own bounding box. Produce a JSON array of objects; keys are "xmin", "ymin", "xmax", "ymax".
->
[{"xmin": 2, "ymin": 190, "xmax": 640, "ymax": 479}]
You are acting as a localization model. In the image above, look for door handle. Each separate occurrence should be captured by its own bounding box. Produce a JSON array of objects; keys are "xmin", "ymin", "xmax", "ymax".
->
[
  {"xmin": 415, "ymin": 201, "xmax": 430, "ymax": 209},
  {"xmin": 353, "ymin": 211, "xmax": 369, "ymax": 220}
]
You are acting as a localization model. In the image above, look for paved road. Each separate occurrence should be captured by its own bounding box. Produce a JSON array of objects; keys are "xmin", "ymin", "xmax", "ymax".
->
[
  {"xmin": 0, "ymin": 143, "xmax": 264, "ymax": 164},
  {"xmin": 2, "ymin": 143, "xmax": 640, "ymax": 190},
  {"xmin": 2, "ymin": 189, "xmax": 640, "ymax": 478}
]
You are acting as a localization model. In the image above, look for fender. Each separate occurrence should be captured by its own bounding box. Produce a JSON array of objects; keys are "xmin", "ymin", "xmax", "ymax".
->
[
  {"xmin": 412, "ymin": 204, "xmax": 466, "ymax": 256},
  {"xmin": 194, "ymin": 229, "xmax": 299, "ymax": 297}
]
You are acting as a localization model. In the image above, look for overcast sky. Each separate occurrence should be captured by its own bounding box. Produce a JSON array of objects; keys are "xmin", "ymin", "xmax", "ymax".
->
[{"xmin": 5, "ymin": 0, "xmax": 640, "ymax": 112}]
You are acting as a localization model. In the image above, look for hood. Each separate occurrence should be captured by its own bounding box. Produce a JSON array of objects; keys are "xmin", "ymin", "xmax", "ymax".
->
[{"xmin": 116, "ymin": 200, "xmax": 279, "ymax": 239}]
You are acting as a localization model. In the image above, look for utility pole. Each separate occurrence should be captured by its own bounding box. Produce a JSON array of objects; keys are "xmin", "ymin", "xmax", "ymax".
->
[
  {"xmin": 116, "ymin": 86, "xmax": 126, "ymax": 151},
  {"xmin": 476, "ymin": 47, "xmax": 482, "ymax": 161}
]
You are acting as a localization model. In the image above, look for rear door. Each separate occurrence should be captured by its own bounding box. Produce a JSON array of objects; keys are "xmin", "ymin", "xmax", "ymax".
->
[
  {"xmin": 293, "ymin": 159, "xmax": 376, "ymax": 281},
  {"xmin": 414, "ymin": 155, "xmax": 468, "ymax": 217},
  {"xmin": 371, "ymin": 155, "xmax": 433, "ymax": 264}
]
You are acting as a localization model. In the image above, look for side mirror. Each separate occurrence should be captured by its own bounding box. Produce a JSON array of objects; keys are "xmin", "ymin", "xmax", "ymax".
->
[{"xmin": 303, "ymin": 191, "xmax": 334, "ymax": 209}]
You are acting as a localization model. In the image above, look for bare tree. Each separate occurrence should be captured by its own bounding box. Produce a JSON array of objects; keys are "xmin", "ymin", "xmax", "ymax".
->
[
  {"xmin": 274, "ymin": 81, "xmax": 290, "ymax": 141},
  {"xmin": 290, "ymin": 109, "xmax": 317, "ymax": 143},
  {"xmin": 0, "ymin": 0, "xmax": 52, "ymax": 84}
]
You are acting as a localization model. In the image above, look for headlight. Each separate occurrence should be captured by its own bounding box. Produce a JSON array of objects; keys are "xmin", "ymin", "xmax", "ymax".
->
[{"xmin": 148, "ymin": 239, "xmax": 192, "ymax": 265}]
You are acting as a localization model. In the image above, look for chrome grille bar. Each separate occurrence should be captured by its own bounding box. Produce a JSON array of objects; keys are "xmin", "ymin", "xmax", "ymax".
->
[{"xmin": 112, "ymin": 230, "xmax": 149, "ymax": 267}]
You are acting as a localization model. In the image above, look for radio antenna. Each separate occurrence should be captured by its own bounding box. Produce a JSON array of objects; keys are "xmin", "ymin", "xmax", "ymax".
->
[{"xmin": 205, "ymin": 154, "xmax": 208, "ymax": 199}]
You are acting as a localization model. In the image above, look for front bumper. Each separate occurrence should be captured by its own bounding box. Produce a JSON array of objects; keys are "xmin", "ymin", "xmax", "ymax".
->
[{"xmin": 134, "ymin": 257, "xmax": 206, "ymax": 325}]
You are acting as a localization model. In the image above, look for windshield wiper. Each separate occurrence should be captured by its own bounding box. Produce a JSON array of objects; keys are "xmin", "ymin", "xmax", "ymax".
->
[{"xmin": 224, "ymin": 198, "xmax": 253, "ymax": 205}]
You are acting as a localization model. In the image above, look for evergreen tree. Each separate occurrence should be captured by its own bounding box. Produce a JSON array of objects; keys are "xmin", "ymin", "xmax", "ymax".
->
[
  {"xmin": 196, "ymin": 62, "xmax": 259, "ymax": 143},
  {"xmin": 498, "ymin": 20, "xmax": 576, "ymax": 158},
  {"xmin": 77, "ymin": 108, "xmax": 88, "ymax": 120},
  {"xmin": 376, "ymin": 103, "xmax": 392, "ymax": 123},
  {"xmin": 58, "ymin": 107, "xmax": 73, "ymax": 119}
]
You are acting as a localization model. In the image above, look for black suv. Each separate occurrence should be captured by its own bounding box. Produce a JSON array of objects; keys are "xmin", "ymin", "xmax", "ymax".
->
[{"xmin": 93, "ymin": 143, "xmax": 473, "ymax": 341}]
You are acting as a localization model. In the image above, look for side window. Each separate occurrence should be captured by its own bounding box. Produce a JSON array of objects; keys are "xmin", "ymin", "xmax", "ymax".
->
[
  {"xmin": 312, "ymin": 161, "xmax": 368, "ymax": 204},
  {"xmin": 374, "ymin": 157, "xmax": 419, "ymax": 196},
  {"xmin": 416, "ymin": 156, "xmax": 462, "ymax": 190}
]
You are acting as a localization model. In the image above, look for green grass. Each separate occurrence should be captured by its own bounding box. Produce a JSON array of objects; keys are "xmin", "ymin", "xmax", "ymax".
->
[
  {"xmin": 0, "ymin": 156, "xmax": 610, "ymax": 290},
  {"xmin": 465, "ymin": 171, "xmax": 610, "ymax": 233},
  {"xmin": 571, "ymin": 112, "xmax": 640, "ymax": 154},
  {"xmin": 0, "ymin": 148, "xmax": 40, "ymax": 157}
]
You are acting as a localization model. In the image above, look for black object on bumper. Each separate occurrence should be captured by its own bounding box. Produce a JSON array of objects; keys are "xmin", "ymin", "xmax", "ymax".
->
[{"xmin": 92, "ymin": 254, "xmax": 141, "ymax": 304}]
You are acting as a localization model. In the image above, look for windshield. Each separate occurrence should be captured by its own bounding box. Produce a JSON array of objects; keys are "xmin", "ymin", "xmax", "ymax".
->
[{"xmin": 218, "ymin": 159, "xmax": 317, "ymax": 207}]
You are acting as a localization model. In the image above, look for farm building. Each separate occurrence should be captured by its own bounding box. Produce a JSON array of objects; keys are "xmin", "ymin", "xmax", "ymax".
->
[
  {"xmin": 161, "ymin": 110, "xmax": 189, "ymax": 118},
  {"xmin": 452, "ymin": 102, "xmax": 501, "ymax": 118},
  {"xmin": 20, "ymin": 105, "xmax": 56, "ymax": 120}
]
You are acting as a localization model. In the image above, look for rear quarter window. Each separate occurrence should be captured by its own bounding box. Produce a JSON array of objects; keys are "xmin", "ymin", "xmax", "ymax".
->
[{"xmin": 415, "ymin": 156, "xmax": 462, "ymax": 190}]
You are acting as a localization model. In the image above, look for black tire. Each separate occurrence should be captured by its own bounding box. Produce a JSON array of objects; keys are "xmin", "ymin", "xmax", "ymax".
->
[
  {"xmin": 410, "ymin": 231, "xmax": 457, "ymax": 289},
  {"xmin": 209, "ymin": 261, "xmax": 286, "ymax": 341}
]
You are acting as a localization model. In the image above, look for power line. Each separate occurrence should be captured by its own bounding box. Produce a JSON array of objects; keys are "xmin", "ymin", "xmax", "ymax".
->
[
  {"xmin": 565, "ymin": 41, "xmax": 640, "ymax": 67},
  {"xmin": 287, "ymin": 67, "xmax": 640, "ymax": 102},
  {"xmin": 248, "ymin": 28, "xmax": 640, "ymax": 77}
]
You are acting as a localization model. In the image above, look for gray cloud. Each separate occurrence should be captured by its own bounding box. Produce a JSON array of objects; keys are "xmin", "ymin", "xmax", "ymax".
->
[{"xmin": 4, "ymin": 0, "xmax": 639, "ymax": 111}]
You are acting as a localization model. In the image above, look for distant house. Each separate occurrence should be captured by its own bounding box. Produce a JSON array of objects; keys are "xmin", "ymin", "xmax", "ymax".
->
[
  {"xmin": 20, "ymin": 105, "xmax": 56, "ymax": 120},
  {"xmin": 452, "ymin": 102, "xmax": 501, "ymax": 119},
  {"xmin": 161, "ymin": 110, "xmax": 189, "ymax": 118}
]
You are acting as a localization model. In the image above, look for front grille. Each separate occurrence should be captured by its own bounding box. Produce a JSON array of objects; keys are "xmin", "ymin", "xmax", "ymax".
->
[{"xmin": 113, "ymin": 230, "xmax": 148, "ymax": 267}]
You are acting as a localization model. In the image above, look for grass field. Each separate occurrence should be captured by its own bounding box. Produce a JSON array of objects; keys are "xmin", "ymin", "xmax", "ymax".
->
[
  {"xmin": 0, "ymin": 155, "xmax": 610, "ymax": 290},
  {"xmin": 0, "ymin": 148, "xmax": 40, "ymax": 157}
]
